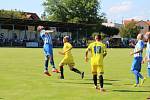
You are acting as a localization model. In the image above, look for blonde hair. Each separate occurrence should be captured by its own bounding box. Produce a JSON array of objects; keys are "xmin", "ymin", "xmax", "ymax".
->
[{"xmin": 64, "ymin": 36, "xmax": 70, "ymax": 41}]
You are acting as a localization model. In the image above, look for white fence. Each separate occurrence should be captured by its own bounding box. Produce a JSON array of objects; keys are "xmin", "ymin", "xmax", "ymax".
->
[{"xmin": 0, "ymin": 29, "xmax": 39, "ymax": 40}]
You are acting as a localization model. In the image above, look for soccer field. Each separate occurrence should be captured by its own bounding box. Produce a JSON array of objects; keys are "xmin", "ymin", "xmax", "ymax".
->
[{"xmin": 0, "ymin": 48, "xmax": 150, "ymax": 100}]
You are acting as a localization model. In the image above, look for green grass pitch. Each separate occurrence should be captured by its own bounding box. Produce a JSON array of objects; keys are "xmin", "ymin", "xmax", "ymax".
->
[{"xmin": 0, "ymin": 48, "xmax": 150, "ymax": 100}]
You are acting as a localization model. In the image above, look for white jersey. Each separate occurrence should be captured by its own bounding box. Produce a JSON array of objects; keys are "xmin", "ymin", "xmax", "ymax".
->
[
  {"xmin": 134, "ymin": 40, "xmax": 144, "ymax": 57},
  {"xmin": 146, "ymin": 42, "xmax": 150, "ymax": 68}
]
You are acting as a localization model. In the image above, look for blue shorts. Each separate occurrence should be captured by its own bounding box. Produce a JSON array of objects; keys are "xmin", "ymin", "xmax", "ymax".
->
[
  {"xmin": 43, "ymin": 44, "xmax": 53, "ymax": 56},
  {"xmin": 131, "ymin": 57, "xmax": 142, "ymax": 72}
]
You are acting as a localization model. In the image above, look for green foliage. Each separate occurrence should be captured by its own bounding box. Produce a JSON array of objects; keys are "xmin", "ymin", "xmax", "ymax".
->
[
  {"xmin": 90, "ymin": 25, "xmax": 119, "ymax": 37},
  {"xmin": 120, "ymin": 22, "xmax": 140, "ymax": 38},
  {"xmin": 91, "ymin": 32, "xmax": 106, "ymax": 40},
  {"xmin": 0, "ymin": 9, "xmax": 26, "ymax": 19},
  {"xmin": 43, "ymin": 0, "xmax": 104, "ymax": 23},
  {"xmin": 43, "ymin": 0, "xmax": 119, "ymax": 37}
]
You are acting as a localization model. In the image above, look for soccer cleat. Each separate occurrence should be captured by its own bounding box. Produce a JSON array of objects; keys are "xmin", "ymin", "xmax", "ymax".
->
[
  {"xmin": 60, "ymin": 75, "xmax": 64, "ymax": 79},
  {"xmin": 95, "ymin": 86, "xmax": 100, "ymax": 90},
  {"xmin": 133, "ymin": 84, "xmax": 139, "ymax": 87},
  {"xmin": 140, "ymin": 77, "xmax": 146, "ymax": 86},
  {"xmin": 52, "ymin": 68, "xmax": 60, "ymax": 73},
  {"xmin": 81, "ymin": 72, "xmax": 84, "ymax": 79},
  {"xmin": 44, "ymin": 71, "xmax": 51, "ymax": 76},
  {"xmin": 100, "ymin": 88, "xmax": 106, "ymax": 92}
]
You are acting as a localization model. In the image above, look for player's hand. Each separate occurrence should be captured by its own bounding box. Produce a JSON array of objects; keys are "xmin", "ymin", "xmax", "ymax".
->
[
  {"xmin": 147, "ymin": 59, "xmax": 150, "ymax": 62},
  {"xmin": 130, "ymin": 51, "xmax": 134, "ymax": 56},
  {"xmin": 85, "ymin": 57, "xmax": 89, "ymax": 62},
  {"xmin": 58, "ymin": 51, "xmax": 65, "ymax": 55},
  {"xmin": 142, "ymin": 60, "xmax": 145, "ymax": 64}
]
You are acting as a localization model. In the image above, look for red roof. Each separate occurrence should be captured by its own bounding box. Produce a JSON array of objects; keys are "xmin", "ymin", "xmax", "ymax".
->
[
  {"xmin": 124, "ymin": 19, "xmax": 150, "ymax": 26},
  {"xmin": 146, "ymin": 21, "xmax": 150, "ymax": 26},
  {"xmin": 25, "ymin": 12, "xmax": 40, "ymax": 20},
  {"xmin": 123, "ymin": 19, "xmax": 138, "ymax": 25}
]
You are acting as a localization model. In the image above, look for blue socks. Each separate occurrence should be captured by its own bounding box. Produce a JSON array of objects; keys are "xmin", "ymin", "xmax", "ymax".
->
[
  {"xmin": 148, "ymin": 68, "xmax": 150, "ymax": 77},
  {"xmin": 50, "ymin": 58, "xmax": 55, "ymax": 68},
  {"xmin": 45, "ymin": 60, "xmax": 49, "ymax": 71},
  {"xmin": 132, "ymin": 70, "xmax": 144, "ymax": 84}
]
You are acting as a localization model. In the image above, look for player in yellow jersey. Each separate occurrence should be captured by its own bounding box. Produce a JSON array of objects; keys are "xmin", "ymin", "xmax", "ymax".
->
[
  {"xmin": 85, "ymin": 35, "xmax": 107, "ymax": 92},
  {"xmin": 58, "ymin": 36, "xmax": 84, "ymax": 79}
]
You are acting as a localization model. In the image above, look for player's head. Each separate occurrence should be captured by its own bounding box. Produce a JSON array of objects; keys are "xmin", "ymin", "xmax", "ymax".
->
[
  {"xmin": 137, "ymin": 33, "xmax": 143, "ymax": 40},
  {"xmin": 37, "ymin": 26, "xmax": 44, "ymax": 32},
  {"xmin": 95, "ymin": 34, "xmax": 101, "ymax": 41},
  {"xmin": 144, "ymin": 32, "xmax": 150, "ymax": 42},
  {"xmin": 145, "ymin": 32, "xmax": 150, "ymax": 42},
  {"xmin": 63, "ymin": 36, "xmax": 70, "ymax": 43}
]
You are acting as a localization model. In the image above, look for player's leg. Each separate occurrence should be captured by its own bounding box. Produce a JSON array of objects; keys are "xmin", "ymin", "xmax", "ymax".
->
[
  {"xmin": 131, "ymin": 58, "xmax": 139, "ymax": 86},
  {"xmin": 92, "ymin": 65, "xmax": 99, "ymax": 89},
  {"xmin": 43, "ymin": 45, "xmax": 52, "ymax": 76},
  {"xmin": 44, "ymin": 54, "xmax": 51, "ymax": 76},
  {"xmin": 137, "ymin": 58, "xmax": 145, "ymax": 86},
  {"xmin": 59, "ymin": 59, "xmax": 65, "ymax": 79},
  {"xmin": 69, "ymin": 64, "xmax": 84, "ymax": 79},
  {"xmin": 137, "ymin": 70, "xmax": 145, "ymax": 86},
  {"xmin": 148, "ymin": 68, "xmax": 150, "ymax": 77},
  {"xmin": 50, "ymin": 55, "xmax": 60, "ymax": 73},
  {"xmin": 48, "ymin": 46, "xmax": 59, "ymax": 73},
  {"xmin": 48, "ymin": 46, "xmax": 55, "ymax": 68},
  {"xmin": 132, "ymin": 70, "xmax": 140, "ymax": 86},
  {"xmin": 98, "ymin": 65, "xmax": 105, "ymax": 91},
  {"xmin": 45, "ymin": 55, "xmax": 49, "ymax": 71},
  {"xmin": 60, "ymin": 65, "xmax": 64, "ymax": 79}
]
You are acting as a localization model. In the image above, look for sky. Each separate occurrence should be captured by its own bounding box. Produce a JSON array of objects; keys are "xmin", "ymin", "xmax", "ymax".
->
[{"xmin": 0, "ymin": 0, "xmax": 150, "ymax": 24}]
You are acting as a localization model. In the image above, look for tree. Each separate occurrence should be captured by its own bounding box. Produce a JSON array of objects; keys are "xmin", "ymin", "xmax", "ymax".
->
[
  {"xmin": 0, "ymin": 9, "xmax": 26, "ymax": 19},
  {"xmin": 120, "ymin": 22, "xmax": 140, "ymax": 38},
  {"xmin": 43, "ymin": 0, "xmax": 105, "ymax": 24}
]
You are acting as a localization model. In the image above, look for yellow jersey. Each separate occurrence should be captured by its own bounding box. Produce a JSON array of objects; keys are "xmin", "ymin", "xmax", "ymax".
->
[
  {"xmin": 87, "ymin": 41, "xmax": 107, "ymax": 66},
  {"xmin": 63, "ymin": 42, "xmax": 73, "ymax": 58}
]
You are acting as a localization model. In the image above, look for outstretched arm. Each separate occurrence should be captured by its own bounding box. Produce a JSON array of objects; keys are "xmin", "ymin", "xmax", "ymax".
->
[
  {"xmin": 64, "ymin": 47, "xmax": 72, "ymax": 54},
  {"xmin": 103, "ymin": 45, "xmax": 107, "ymax": 58},
  {"xmin": 85, "ymin": 49, "xmax": 89, "ymax": 62},
  {"xmin": 45, "ymin": 30, "xmax": 54, "ymax": 33},
  {"xmin": 58, "ymin": 47, "xmax": 72, "ymax": 55},
  {"xmin": 130, "ymin": 49, "xmax": 143, "ymax": 56}
]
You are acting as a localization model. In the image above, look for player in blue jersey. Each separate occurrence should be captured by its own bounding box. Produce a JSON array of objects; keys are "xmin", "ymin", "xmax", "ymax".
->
[
  {"xmin": 130, "ymin": 33, "xmax": 146, "ymax": 87},
  {"xmin": 143, "ymin": 32, "xmax": 150, "ymax": 77},
  {"xmin": 37, "ymin": 26, "xmax": 59, "ymax": 76}
]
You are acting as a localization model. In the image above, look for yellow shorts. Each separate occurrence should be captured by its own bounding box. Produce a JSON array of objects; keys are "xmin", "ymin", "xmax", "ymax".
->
[
  {"xmin": 91, "ymin": 65, "xmax": 104, "ymax": 75},
  {"xmin": 59, "ymin": 57, "xmax": 75, "ymax": 67}
]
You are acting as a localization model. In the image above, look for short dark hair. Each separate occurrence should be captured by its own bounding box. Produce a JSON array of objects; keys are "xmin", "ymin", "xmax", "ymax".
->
[{"xmin": 95, "ymin": 34, "xmax": 101, "ymax": 40}]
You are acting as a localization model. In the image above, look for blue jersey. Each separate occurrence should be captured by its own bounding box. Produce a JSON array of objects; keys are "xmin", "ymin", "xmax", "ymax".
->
[
  {"xmin": 146, "ymin": 42, "xmax": 150, "ymax": 68},
  {"xmin": 40, "ymin": 30, "xmax": 53, "ymax": 45},
  {"xmin": 134, "ymin": 40, "xmax": 144, "ymax": 57}
]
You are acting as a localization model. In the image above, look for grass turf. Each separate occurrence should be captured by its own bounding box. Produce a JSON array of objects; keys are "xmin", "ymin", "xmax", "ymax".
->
[{"xmin": 0, "ymin": 48, "xmax": 150, "ymax": 100}]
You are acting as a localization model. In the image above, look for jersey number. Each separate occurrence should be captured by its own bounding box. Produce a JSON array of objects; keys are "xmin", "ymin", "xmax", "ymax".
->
[{"xmin": 94, "ymin": 46, "xmax": 101, "ymax": 54}]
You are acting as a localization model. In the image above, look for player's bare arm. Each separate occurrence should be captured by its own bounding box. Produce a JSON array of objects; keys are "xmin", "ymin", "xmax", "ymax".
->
[
  {"xmin": 58, "ymin": 51, "xmax": 65, "ymax": 55},
  {"xmin": 103, "ymin": 50, "xmax": 107, "ymax": 58},
  {"xmin": 58, "ymin": 47, "xmax": 72, "ymax": 55},
  {"xmin": 130, "ymin": 49, "xmax": 143, "ymax": 56},
  {"xmin": 45, "ymin": 30, "xmax": 54, "ymax": 33},
  {"xmin": 85, "ymin": 49, "xmax": 89, "ymax": 62},
  {"xmin": 64, "ymin": 47, "xmax": 72, "ymax": 54}
]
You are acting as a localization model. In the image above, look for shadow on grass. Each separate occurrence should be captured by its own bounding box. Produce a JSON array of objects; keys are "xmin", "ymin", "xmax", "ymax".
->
[
  {"xmin": 105, "ymin": 79, "xmax": 120, "ymax": 82},
  {"xmin": 84, "ymin": 78, "xmax": 120, "ymax": 82},
  {"xmin": 54, "ymin": 81, "xmax": 113, "ymax": 85},
  {"xmin": 0, "ymin": 98, "xmax": 4, "ymax": 99},
  {"xmin": 123, "ymin": 83, "xmax": 133, "ymax": 86},
  {"xmin": 113, "ymin": 90, "xmax": 150, "ymax": 93},
  {"xmin": 147, "ymin": 97, "xmax": 150, "ymax": 100}
]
